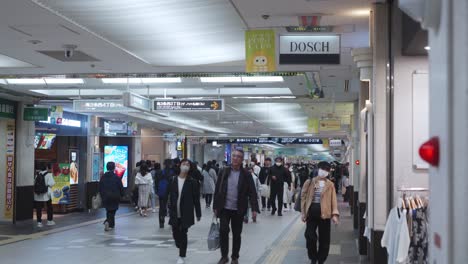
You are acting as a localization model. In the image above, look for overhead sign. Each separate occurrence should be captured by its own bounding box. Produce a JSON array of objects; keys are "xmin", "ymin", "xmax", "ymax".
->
[
  {"xmin": 319, "ymin": 119, "xmax": 342, "ymax": 131},
  {"xmin": 73, "ymin": 100, "xmax": 137, "ymax": 113},
  {"xmin": 153, "ymin": 99, "xmax": 224, "ymax": 112},
  {"xmin": 4, "ymin": 120, "xmax": 15, "ymax": 220},
  {"xmin": 329, "ymin": 139, "xmax": 343, "ymax": 147},
  {"xmin": 279, "ymin": 35, "xmax": 340, "ymax": 64},
  {"xmin": 245, "ymin": 30, "xmax": 277, "ymax": 72},
  {"xmin": 49, "ymin": 106, "xmax": 63, "ymax": 124},
  {"xmin": 285, "ymin": 26, "xmax": 333, "ymax": 33},
  {"xmin": 123, "ymin": 92, "xmax": 151, "ymax": 112},
  {"xmin": 23, "ymin": 107, "xmax": 49, "ymax": 121},
  {"xmin": 0, "ymin": 99, "xmax": 16, "ymax": 119},
  {"xmin": 208, "ymin": 137, "xmax": 323, "ymax": 145}
]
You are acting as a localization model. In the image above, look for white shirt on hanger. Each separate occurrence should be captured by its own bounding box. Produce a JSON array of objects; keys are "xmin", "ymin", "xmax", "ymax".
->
[{"xmin": 381, "ymin": 206, "xmax": 410, "ymax": 264}]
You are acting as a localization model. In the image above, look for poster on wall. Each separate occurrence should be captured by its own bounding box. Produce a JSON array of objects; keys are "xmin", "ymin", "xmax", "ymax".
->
[
  {"xmin": 49, "ymin": 106, "xmax": 63, "ymax": 125},
  {"xmin": 51, "ymin": 163, "xmax": 71, "ymax": 205},
  {"xmin": 69, "ymin": 149, "xmax": 79, "ymax": 184},
  {"xmin": 245, "ymin": 29, "xmax": 277, "ymax": 72},
  {"xmin": 104, "ymin": 146, "xmax": 128, "ymax": 188},
  {"xmin": 4, "ymin": 120, "xmax": 15, "ymax": 220},
  {"xmin": 92, "ymin": 153, "xmax": 101, "ymax": 182}
]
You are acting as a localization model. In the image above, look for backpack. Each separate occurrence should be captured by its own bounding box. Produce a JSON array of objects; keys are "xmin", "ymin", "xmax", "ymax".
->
[{"xmin": 34, "ymin": 172, "xmax": 48, "ymax": 194}]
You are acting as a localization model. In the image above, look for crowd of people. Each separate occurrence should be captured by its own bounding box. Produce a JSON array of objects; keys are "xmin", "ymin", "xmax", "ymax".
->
[{"xmin": 98, "ymin": 151, "xmax": 351, "ymax": 264}]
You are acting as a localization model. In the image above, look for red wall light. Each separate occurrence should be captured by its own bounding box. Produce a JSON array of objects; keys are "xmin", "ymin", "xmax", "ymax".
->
[
  {"xmin": 419, "ymin": 137, "xmax": 440, "ymax": 167},
  {"xmin": 355, "ymin": 160, "xmax": 360, "ymax": 166}
]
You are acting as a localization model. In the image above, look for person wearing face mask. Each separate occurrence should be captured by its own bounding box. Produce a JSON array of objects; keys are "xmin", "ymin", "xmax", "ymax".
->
[
  {"xmin": 301, "ymin": 161, "xmax": 339, "ymax": 264},
  {"xmin": 250, "ymin": 158, "xmax": 261, "ymax": 178},
  {"xmin": 268, "ymin": 157, "xmax": 290, "ymax": 216},
  {"xmin": 259, "ymin": 157, "xmax": 272, "ymax": 211},
  {"xmin": 168, "ymin": 159, "xmax": 202, "ymax": 264}
]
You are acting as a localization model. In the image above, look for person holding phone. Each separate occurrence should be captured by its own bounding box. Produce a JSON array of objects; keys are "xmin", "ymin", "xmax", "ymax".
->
[{"xmin": 301, "ymin": 161, "xmax": 340, "ymax": 264}]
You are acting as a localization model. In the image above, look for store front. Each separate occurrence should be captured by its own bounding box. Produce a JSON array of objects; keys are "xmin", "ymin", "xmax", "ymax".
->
[
  {"xmin": 0, "ymin": 99, "xmax": 16, "ymax": 223},
  {"xmin": 33, "ymin": 111, "xmax": 88, "ymax": 215}
]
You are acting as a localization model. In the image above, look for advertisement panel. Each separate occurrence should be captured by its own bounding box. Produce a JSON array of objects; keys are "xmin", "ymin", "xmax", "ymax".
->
[
  {"xmin": 49, "ymin": 106, "xmax": 63, "ymax": 125},
  {"xmin": 319, "ymin": 119, "xmax": 342, "ymax": 132},
  {"xmin": 245, "ymin": 30, "xmax": 277, "ymax": 72},
  {"xmin": 104, "ymin": 146, "xmax": 128, "ymax": 188},
  {"xmin": 4, "ymin": 120, "xmax": 15, "ymax": 219},
  {"xmin": 51, "ymin": 163, "xmax": 71, "ymax": 205},
  {"xmin": 91, "ymin": 153, "xmax": 101, "ymax": 182},
  {"xmin": 69, "ymin": 149, "xmax": 79, "ymax": 184}
]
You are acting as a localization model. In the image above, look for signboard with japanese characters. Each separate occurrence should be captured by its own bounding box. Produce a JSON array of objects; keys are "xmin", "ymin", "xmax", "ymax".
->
[
  {"xmin": 4, "ymin": 120, "xmax": 15, "ymax": 220},
  {"xmin": 207, "ymin": 137, "xmax": 323, "ymax": 145},
  {"xmin": 73, "ymin": 100, "xmax": 138, "ymax": 113},
  {"xmin": 153, "ymin": 99, "xmax": 224, "ymax": 112},
  {"xmin": 0, "ymin": 99, "xmax": 16, "ymax": 119}
]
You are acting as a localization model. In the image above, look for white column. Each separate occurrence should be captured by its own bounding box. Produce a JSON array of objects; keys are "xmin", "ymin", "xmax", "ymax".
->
[{"xmin": 15, "ymin": 103, "xmax": 35, "ymax": 187}]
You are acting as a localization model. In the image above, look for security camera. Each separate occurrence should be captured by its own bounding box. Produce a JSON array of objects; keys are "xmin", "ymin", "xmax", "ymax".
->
[
  {"xmin": 63, "ymin": 44, "xmax": 77, "ymax": 59},
  {"xmin": 261, "ymin": 14, "xmax": 270, "ymax": 20}
]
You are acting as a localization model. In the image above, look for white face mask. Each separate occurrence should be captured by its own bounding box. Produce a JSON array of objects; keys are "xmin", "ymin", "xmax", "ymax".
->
[
  {"xmin": 180, "ymin": 165, "xmax": 190, "ymax": 173},
  {"xmin": 318, "ymin": 169, "xmax": 329, "ymax": 178},
  {"xmin": 275, "ymin": 162, "xmax": 282, "ymax": 167}
]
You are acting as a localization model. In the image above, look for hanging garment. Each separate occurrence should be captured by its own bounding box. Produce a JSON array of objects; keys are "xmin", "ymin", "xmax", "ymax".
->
[
  {"xmin": 382, "ymin": 207, "xmax": 410, "ymax": 264},
  {"xmin": 406, "ymin": 207, "xmax": 428, "ymax": 264}
]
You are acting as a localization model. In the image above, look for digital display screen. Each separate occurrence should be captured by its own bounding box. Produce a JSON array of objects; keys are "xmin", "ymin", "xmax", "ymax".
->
[
  {"xmin": 36, "ymin": 133, "xmax": 57, "ymax": 149},
  {"xmin": 103, "ymin": 145, "xmax": 128, "ymax": 187}
]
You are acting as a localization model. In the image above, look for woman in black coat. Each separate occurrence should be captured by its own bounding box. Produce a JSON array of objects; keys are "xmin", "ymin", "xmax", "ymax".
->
[
  {"xmin": 99, "ymin": 162, "xmax": 124, "ymax": 231},
  {"xmin": 168, "ymin": 159, "xmax": 202, "ymax": 264}
]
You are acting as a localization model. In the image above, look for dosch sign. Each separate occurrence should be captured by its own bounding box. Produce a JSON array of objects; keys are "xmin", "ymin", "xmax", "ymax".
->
[{"xmin": 279, "ymin": 35, "xmax": 340, "ymax": 65}]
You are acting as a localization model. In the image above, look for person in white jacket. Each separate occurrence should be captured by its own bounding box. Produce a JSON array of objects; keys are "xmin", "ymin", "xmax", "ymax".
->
[
  {"xmin": 34, "ymin": 164, "xmax": 55, "ymax": 227},
  {"xmin": 135, "ymin": 163, "xmax": 153, "ymax": 217}
]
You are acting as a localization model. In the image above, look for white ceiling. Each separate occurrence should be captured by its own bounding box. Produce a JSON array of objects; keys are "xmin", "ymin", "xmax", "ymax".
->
[{"xmin": 0, "ymin": 0, "xmax": 370, "ymax": 137}]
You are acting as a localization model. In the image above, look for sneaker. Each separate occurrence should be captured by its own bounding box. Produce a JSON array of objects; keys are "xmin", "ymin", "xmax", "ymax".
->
[
  {"xmin": 152, "ymin": 208, "xmax": 157, "ymax": 213},
  {"xmin": 104, "ymin": 222, "xmax": 110, "ymax": 232},
  {"xmin": 217, "ymin": 257, "xmax": 229, "ymax": 264},
  {"xmin": 176, "ymin": 257, "xmax": 185, "ymax": 264},
  {"xmin": 46, "ymin": 220, "xmax": 56, "ymax": 226},
  {"xmin": 37, "ymin": 222, "xmax": 43, "ymax": 228}
]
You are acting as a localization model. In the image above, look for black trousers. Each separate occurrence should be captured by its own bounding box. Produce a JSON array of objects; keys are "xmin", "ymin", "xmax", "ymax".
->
[
  {"xmin": 172, "ymin": 219, "xmax": 188, "ymax": 258},
  {"xmin": 35, "ymin": 200, "xmax": 53, "ymax": 222},
  {"xmin": 305, "ymin": 204, "xmax": 331, "ymax": 263},
  {"xmin": 159, "ymin": 198, "xmax": 168, "ymax": 225},
  {"xmin": 205, "ymin": 194, "xmax": 213, "ymax": 207},
  {"xmin": 269, "ymin": 187, "xmax": 283, "ymax": 213},
  {"xmin": 106, "ymin": 209, "xmax": 117, "ymax": 228},
  {"xmin": 220, "ymin": 209, "xmax": 244, "ymax": 260},
  {"xmin": 261, "ymin": 197, "xmax": 271, "ymax": 209}
]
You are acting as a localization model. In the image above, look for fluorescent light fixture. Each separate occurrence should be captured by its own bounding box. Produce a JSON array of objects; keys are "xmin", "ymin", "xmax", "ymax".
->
[
  {"xmin": 0, "ymin": 80, "xmax": 6, "ymax": 85},
  {"xmin": 218, "ymin": 134, "xmax": 228, "ymax": 137},
  {"xmin": 6, "ymin": 79, "xmax": 45, "ymax": 85},
  {"xmin": 212, "ymin": 141, "xmax": 218, "ymax": 146},
  {"xmin": 141, "ymin": 78, "xmax": 182, "ymax": 83},
  {"xmin": 44, "ymin": 78, "xmax": 84, "ymax": 84},
  {"xmin": 101, "ymin": 78, "xmax": 142, "ymax": 84},
  {"xmin": 241, "ymin": 76, "xmax": 284, "ymax": 82},
  {"xmin": 304, "ymin": 133, "xmax": 313, "ymax": 137},
  {"xmin": 424, "ymin": 46, "xmax": 431, "ymax": 51},
  {"xmin": 348, "ymin": 9, "xmax": 371, "ymax": 16},
  {"xmin": 200, "ymin": 77, "xmax": 241, "ymax": 83},
  {"xmin": 260, "ymin": 134, "xmax": 270, "ymax": 137},
  {"xmin": 232, "ymin": 96, "xmax": 296, "ymax": 99}
]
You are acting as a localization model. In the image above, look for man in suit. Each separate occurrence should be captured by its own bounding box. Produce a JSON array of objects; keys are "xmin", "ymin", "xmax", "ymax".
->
[{"xmin": 213, "ymin": 149, "xmax": 259, "ymax": 264}]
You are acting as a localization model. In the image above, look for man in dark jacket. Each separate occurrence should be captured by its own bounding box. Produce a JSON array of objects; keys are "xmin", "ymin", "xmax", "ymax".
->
[
  {"xmin": 156, "ymin": 159, "xmax": 176, "ymax": 228},
  {"xmin": 268, "ymin": 157, "xmax": 290, "ymax": 216},
  {"xmin": 258, "ymin": 157, "xmax": 272, "ymax": 211},
  {"xmin": 213, "ymin": 149, "xmax": 259, "ymax": 264},
  {"xmin": 99, "ymin": 162, "xmax": 124, "ymax": 231}
]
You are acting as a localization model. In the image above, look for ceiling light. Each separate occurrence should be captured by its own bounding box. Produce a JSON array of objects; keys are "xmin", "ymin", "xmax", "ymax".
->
[
  {"xmin": 349, "ymin": 9, "xmax": 371, "ymax": 16},
  {"xmin": 6, "ymin": 79, "xmax": 45, "ymax": 85},
  {"xmin": 0, "ymin": 80, "xmax": 6, "ymax": 85},
  {"xmin": 218, "ymin": 134, "xmax": 228, "ymax": 137},
  {"xmin": 44, "ymin": 78, "xmax": 84, "ymax": 84},
  {"xmin": 200, "ymin": 77, "xmax": 241, "ymax": 83},
  {"xmin": 241, "ymin": 76, "xmax": 284, "ymax": 82},
  {"xmin": 424, "ymin": 46, "xmax": 431, "ymax": 51},
  {"xmin": 141, "ymin": 78, "xmax": 182, "ymax": 83},
  {"xmin": 304, "ymin": 133, "xmax": 313, "ymax": 137},
  {"xmin": 260, "ymin": 134, "xmax": 270, "ymax": 137},
  {"xmin": 101, "ymin": 78, "xmax": 142, "ymax": 84}
]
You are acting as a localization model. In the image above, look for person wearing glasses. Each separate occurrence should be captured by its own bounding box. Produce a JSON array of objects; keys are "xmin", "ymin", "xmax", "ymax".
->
[{"xmin": 213, "ymin": 149, "xmax": 260, "ymax": 264}]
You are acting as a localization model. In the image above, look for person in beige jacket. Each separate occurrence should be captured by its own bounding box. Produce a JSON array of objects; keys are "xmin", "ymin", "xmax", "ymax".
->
[{"xmin": 301, "ymin": 161, "xmax": 339, "ymax": 264}]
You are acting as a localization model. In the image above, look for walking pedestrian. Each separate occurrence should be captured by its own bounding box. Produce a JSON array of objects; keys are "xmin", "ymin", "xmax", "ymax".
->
[
  {"xmin": 268, "ymin": 157, "xmax": 290, "ymax": 216},
  {"xmin": 213, "ymin": 149, "xmax": 259, "ymax": 264},
  {"xmin": 301, "ymin": 161, "xmax": 340, "ymax": 264},
  {"xmin": 99, "ymin": 162, "xmax": 124, "ymax": 231},
  {"xmin": 34, "ymin": 163, "xmax": 55, "ymax": 227},
  {"xmin": 258, "ymin": 157, "xmax": 272, "ymax": 211},
  {"xmin": 156, "ymin": 159, "xmax": 176, "ymax": 228},
  {"xmin": 202, "ymin": 164, "xmax": 216, "ymax": 208},
  {"xmin": 168, "ymin": 159, "xmax": 202, "ymax": 264},
  {"xmin": 135, "ymin": 163, "xmax": 153, "ymax": 217}
]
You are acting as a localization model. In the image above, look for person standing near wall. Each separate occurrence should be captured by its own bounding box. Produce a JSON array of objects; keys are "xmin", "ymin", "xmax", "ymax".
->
[
  {"xmin": 34, "ymin": 164, "xmax": 55, "ymax": 227},
  {"xmin": 301, "ymin": 161, "xmax": 340, "ymax": 264},
  {"xmin": 168, "ymin": 159, "xmax": 202, "ymax": 264},
  {"xmin": 99, "ymin": 162, "xmax": 124, "ymax": 232}
]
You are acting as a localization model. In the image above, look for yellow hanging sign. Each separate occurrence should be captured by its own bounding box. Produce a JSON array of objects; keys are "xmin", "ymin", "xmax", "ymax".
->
[
  {"xmin": 245, "ymin": 30, "xmax": 277, "ymax": 73},
  {"xmin": 319, "ymin": 119, "xmax": 341, "ymax": 132}
]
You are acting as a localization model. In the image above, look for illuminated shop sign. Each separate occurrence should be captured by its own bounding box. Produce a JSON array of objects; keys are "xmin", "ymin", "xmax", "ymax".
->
[{"xmin": 279, "ymin": 35, "xmax": 340, "ymax": 64}]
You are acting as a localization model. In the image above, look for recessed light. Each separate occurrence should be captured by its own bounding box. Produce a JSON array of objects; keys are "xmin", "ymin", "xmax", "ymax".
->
[
  {"xmin": 241, "ymin": 76, "xmax": 284, "ymax": 82},
  {"xmin": 424, "ymin": 46, "xmax": 431, "ymax": 51},
  {"xmin": 101, "ymin": 78, "xmax": 142, "ymax": 84},
  {"xmin": 44, "ymin": 78, "xmax": 84, "ymax": 84},
  {"xmin": 141, "ymin": 77, "xmax": 182, "ymax": 83},
  {"xmin": 200, "ymin": 77, "xmax": 241, "ymax": 83},
  {"xmin": 6, "ymin": 79, "xmax": 45, "ymax": 85}
]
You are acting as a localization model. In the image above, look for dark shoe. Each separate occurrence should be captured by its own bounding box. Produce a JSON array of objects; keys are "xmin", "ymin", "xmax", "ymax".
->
[
  {"xmin": 231, "ymin": 258, "xmax": 239, "ymax": 264},
  {"xmin": 217, "ymin": 257, "xmax": 229, "ymax": 264},
  {"xmin": 271, "ymin": 209, "xmax": 276, "ymax": 215},
  {"xmin": 278, "ymin": 212, "xmax": 283, "ymax": 216},
  {"xmin": 310, "ymin": 260, "xmax": 317, "ymax": 264}
]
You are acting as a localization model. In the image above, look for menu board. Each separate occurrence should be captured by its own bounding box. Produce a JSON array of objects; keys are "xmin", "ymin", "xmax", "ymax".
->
[{"xmin": 104, "ymin": 146, "xmax": 128, "ymax": 187}]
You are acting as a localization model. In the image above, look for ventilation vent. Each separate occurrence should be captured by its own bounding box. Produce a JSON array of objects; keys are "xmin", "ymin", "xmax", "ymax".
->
[{"xmin": 36, "ymin": 50, "xmax": 100, "ymax": 62}]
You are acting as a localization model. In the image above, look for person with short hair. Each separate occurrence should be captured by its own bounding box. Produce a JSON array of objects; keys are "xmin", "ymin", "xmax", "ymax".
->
[
  {"xmin": 135, "ymin": 163, "xmax": 153, "ymax": 217},
  {"xmin": 259, "ymin": 157, "xmax": 272, "ymax": 211},
  {"xmin": 213, "ymin": 149, "xmax": 259, "ymax": 264},
  {"xmin": 301, "ymin": 161, "xmax": 340, "ymax": 264},
  {"xmin": 99, "ymin": 162, "xmax": 124, "ymax": 231},
  {"xmin": 34, "ymin": 163, "xmax": 55, "ymax": 227},
  {"xmin": 268, "ymin": 157, "xmax": 290, "ymax": 216},
  {"xmin": 168, "ymin": 159, "xmax": 202, "ymax": 264}
]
